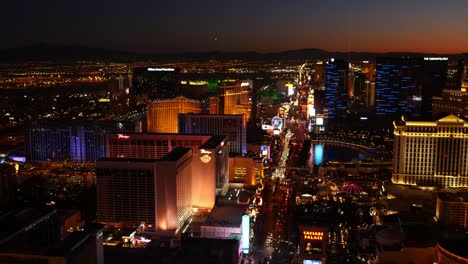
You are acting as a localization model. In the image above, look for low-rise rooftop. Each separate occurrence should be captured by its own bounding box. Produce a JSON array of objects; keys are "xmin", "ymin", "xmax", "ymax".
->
[
  {"xmin": 203, "ymin": 205, "xmax": 247, "ymax": 227},
  {"xmin": 160, "ymin": 147, "xmax": 191, "ymax": 161},
  {"xmin": 199, "ymin": 135, "xmax": 227, "ymax": 150}
]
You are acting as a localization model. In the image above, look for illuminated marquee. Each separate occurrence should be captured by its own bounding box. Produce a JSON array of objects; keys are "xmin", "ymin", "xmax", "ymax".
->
[{"xmin": 303, "ymin": 231, "xmax": 324, "ymax": 241}]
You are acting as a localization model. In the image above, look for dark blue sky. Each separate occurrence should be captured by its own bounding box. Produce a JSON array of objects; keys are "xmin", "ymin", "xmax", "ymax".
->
[{"xmin": 2, "ymin": 0, "xmax": 468, "ymax": 53}]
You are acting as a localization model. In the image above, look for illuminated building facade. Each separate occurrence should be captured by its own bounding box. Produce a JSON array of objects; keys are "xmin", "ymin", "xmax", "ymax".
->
[
  {"xmin": 131, "ymin": 67, "xmax": 180, "ymax": 106},
  {"xmin": 446, "ymin": 60, "xmax": 464, "ymax": 89},
  {"xmin": 433, "ymin": 89, "xmax": 468, "ymax": 119},
  {"xmin": 436, "ymin": 193, "xmax": 468, "ymax": 230},
  {"xmin": 361, "ymin": 61, "xmax": 376, "ymax": 107},
  {"xmin": 97, "ymin": 148, "xmax": 193, "ymax": 234},
  {"xmin": 350, "ymin": 62, "xmax": 375, "ymax": 109},
  {"xmin": 325, "ymin": 59, "xmax": 348, "ymax": 119},
  {"xmin": 219, "ymin": 80, "xmax": 252, "ymax": 121},
  {"xmin": 147, "ymin": 96, "xmax": 201, "ymax": 133},
  {"xmin": 178, "ymin": 113, "xmax": 247, "ymax": 155},
  {"xmin": 376, "ymin": 57, "xmax": 422, "ymax": 118},
  {"xmin": 195, "ymin": 135, "xmax": 229, "ymax": 199},
  {"xmin": 228, "ymin": 157, "xmax": 264, "ymax": 186},
  {"xmin": 109, "ymin": 74, "xmax": 132, "ymax": 115},
  {"xmin": 376, "ymin": 57, "xmax": 447, "ymax": 119},
  {"xmin": 209, "ymin": 96, "xmax": 220, "ymax": 114},
  {"xmin": 25, "ymin": 121, "xmax": 134, "ymax": 163},
  {"xmin": 106, "ymin": 133, "xmax": 228, "ymax": 206},
  {"xmin": 392, "ymin": 115, "xmax": 468, "ymax": 187}
]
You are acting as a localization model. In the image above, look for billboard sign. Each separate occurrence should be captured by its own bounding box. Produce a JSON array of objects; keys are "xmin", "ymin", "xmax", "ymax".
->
[
  {"xmin": 260, "ymin": 145, "xmax": 270, "ymax": 158},
  {"xmin": 303, "ymin": 260, "xmax": 322, "ymax": 264},
  {"xmin": 242, "ymin": 214, "xmax": 250, "ymax": 254},
  {"xmin": 271, "ymin": 116, "xmax": 283, "ymax": 129},
  {"xmin": 316, "ymin": 118, "xmax": 324, "ymax": 126}
]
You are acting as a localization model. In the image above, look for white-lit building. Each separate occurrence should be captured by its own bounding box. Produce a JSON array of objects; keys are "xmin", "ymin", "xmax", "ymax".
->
[{"xmin": 392, "ymin": 115, "xmax": 468, "ymax": 187}]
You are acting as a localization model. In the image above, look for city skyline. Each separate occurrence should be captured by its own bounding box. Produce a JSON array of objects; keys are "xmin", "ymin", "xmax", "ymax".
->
[
  {"xmin": 3, "ymin": 0, "xmax": 468, "ymax": 54},
  {"xmin": 2, "ymin": 1, "xmax": 468, "ymax": 263}
]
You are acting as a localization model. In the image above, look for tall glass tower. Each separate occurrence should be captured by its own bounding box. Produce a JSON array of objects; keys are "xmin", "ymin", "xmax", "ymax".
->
[{"xmin": 325, "ymin": 59, "xmax": 348, "ymax": 119}]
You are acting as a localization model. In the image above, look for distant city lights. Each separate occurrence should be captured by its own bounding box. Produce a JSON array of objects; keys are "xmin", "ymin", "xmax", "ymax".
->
[{"xmin": 147, "ymin": 68, "xmax": 175, "ymax": 71}]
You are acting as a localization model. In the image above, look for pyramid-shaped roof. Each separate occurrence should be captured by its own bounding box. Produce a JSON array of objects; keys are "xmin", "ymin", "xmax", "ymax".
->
[{"xmin": 437, "ymin": 115, "xmax": 466, "ymax": 123}]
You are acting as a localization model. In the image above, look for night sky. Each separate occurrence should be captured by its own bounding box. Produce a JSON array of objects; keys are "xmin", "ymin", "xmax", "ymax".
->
[{"xmin": 3, "ymin": 0, "xmax": 468, "ymax": 53}]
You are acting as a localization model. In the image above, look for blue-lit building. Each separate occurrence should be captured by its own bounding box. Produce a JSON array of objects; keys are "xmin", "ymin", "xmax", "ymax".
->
[
  {"xmin": 25, "ymin": 121, "xmax": 134, "ymax": 163},
  {"xmin": 325, "ymin": 59, "xmax": 349, "ymax": 119},
  {"xmin": 375, "ymin": 57, "xmax": 422, "ymax": 118},
  {"xmin": 375, "ymin": 57, "xmax": 447, "ymax": 119}
]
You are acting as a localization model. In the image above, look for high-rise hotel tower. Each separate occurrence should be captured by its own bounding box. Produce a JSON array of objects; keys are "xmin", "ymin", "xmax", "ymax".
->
[
  {"xmin": 147, "ymin": 96, "xmax": 201, "ymax": 133},
  {"xmin": 393, "ymin": 115, "xmax": 468, "ymax": 187}
]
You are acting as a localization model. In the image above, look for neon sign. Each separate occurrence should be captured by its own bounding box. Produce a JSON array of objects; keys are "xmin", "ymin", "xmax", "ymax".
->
[
  {"xmin": 424, "ymin": 57, "xmax": 448, "ymax": 61},
  {"xmin": 303, "ymin": 231, "xmax": 323, "ymax": 241},
  {"xmin": 117, "ymin": 134, "xmax": 130, "ymax": 139},
  {"xmin": 200, "ymin": 149, "xmax": 212, "ymax": 154}
]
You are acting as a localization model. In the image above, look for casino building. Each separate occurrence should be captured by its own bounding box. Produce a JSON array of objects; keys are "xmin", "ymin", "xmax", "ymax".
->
[
  {"xmin": 105, "ymin": 133, "xmax": 229, "ymax": 205},
  {"xmin": 97, "ymin": 149, "xmax": 193, "ymax": 234},
  {"xmin": 218, "ymin": 80, "xmax": 252, "ymax": 122},
  {"xmin": 299, "ymin": 226, "xmax": 328, "ymax": 264},
  {"xmin": 392, "ymin": 115, "xmax": 468, "ymax": 187},
  {"xmin": 147, "ymin": 96, "xmax": 201, "ymax": 133}
]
